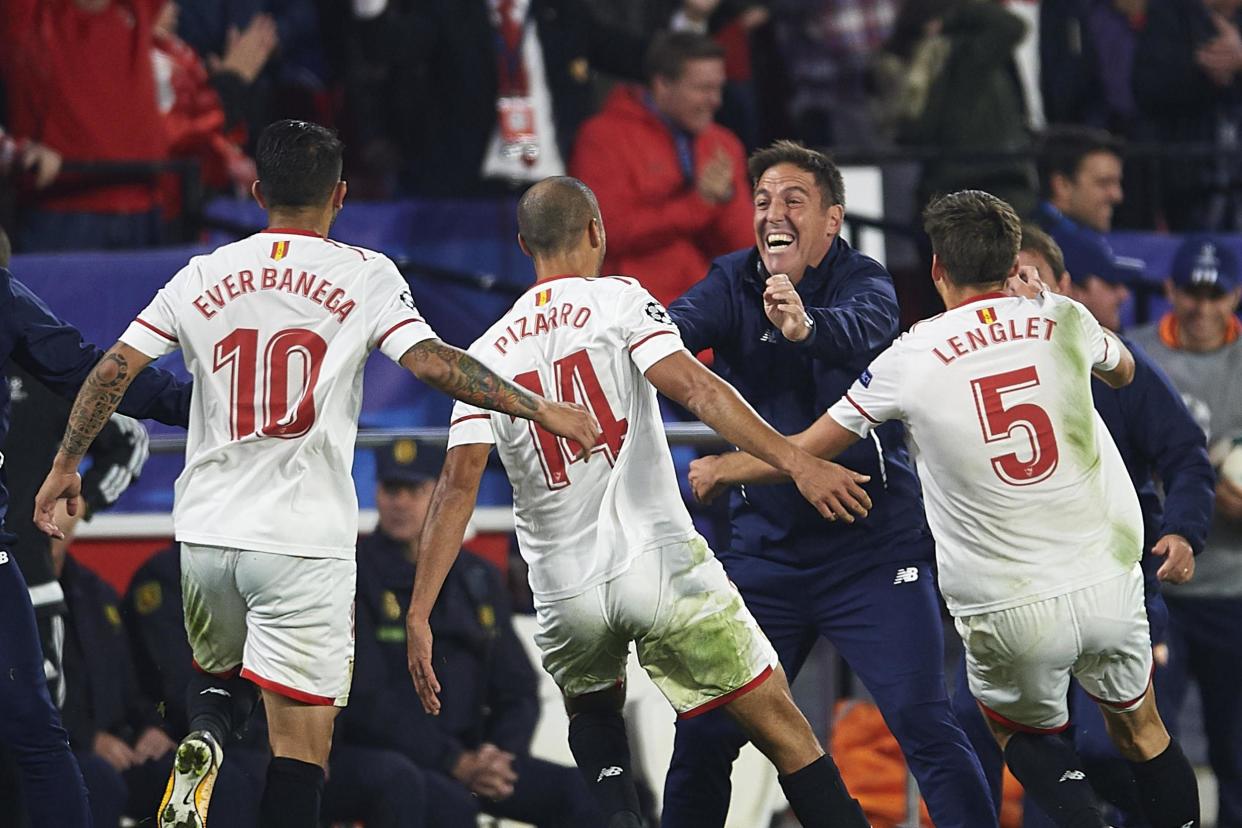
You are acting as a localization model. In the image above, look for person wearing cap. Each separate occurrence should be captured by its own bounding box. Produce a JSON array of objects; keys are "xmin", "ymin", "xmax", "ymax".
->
[
  {"xmin": 949, "ymin": 224, "xmax": 1214, "ymax": 828},
  {"xmin": 1129, "ymin": 235, "xmax": 1242, "ymax": 827},
  {"xmin": 1054, "ymin": 225, "xmax": 1146, "ymax": 333},
  {"xmin": 338, "ymin": 439, "xmax": 602, "ymax": 828}
]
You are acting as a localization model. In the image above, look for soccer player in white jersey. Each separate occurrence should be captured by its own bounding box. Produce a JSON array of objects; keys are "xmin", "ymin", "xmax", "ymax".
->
[
  {"xmin": 31, "ymin": 121, "xmax": 600, "ymax": 828},
  {"xmin": 690, "ymin": 190, "xmax": 1200, "ymax": 828},
  {"xmin": 407, "ymin": 177, "xmax": 875, "ymax": 828}
]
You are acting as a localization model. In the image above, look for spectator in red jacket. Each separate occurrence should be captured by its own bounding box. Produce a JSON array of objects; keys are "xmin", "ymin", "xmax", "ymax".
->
[
  {"xmin": 1, "ymin": 0, "xmax": 168, "ymax": 252},
  {"xmin": 570, "ymin": 31, "xmax": 753, "ymax": 307},
  {"xmin": 151, "ymin": 1, "xmax": 268, "ymax": 212}
]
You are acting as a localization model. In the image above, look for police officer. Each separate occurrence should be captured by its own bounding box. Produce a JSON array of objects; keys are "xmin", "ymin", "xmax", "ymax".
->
[
  {"xmin": 341, "ymin": 439, "xmax": 602, "ymax": 828},
  {"xmin": 124, "ymin": 544, "xmax": 435, "ymax": 828}
]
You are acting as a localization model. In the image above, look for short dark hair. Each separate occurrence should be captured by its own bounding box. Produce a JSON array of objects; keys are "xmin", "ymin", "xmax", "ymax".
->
[
  {"xmin": 256, "ymin": 120, "xmax": 344, "ymax": 209},
  {"xmin": 517, "ymin": 177, "xmax": 600, "ymax": 258},
  {"xmin": 922, "ymin": 190, "xmax": 1022, "ymax": 286},
  {"xmin": 748, "ymin": 140, "xmax": 845, "ymax": 208},
  {"xmin": 1019, "ymin": 223, "xmax": 1065, "ymax": 279},
  {"xmin": 1037, "ymin": 125, "xmax": 1122, "ymax": 199},
  {"xmin": 644, "ymin": 31, "xmax": 725, "ymax": 84}
]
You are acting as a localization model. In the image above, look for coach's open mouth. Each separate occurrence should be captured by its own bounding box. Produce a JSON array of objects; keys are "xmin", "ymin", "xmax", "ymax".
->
[{"xmin": 765, "ymin": 232, "xmax": 794, "ymax": 253}]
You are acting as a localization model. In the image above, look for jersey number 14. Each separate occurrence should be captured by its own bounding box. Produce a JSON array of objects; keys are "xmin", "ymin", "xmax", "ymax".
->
[
  {"xmin": 513, "ymin": 349, "xmax": 628, "ymax": 489},
  {"xmin": 213, "ymin": 328, "xmax": 327, "ymax": 440}
]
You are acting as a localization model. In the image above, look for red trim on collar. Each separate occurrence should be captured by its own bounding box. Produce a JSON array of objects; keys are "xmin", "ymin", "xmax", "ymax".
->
[
  {"xmin": 952, "ymin": 291, "xmax": 1010, "ymax": 309},
  {"xmin": 260, "ymin": 227, "xmax": 324, "ymax": 238}
]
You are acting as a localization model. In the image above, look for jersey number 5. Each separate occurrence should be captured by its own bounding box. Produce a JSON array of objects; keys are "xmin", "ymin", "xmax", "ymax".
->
[
  {"xmin": 970, "ymin": 366, "xmax": 1059, "ymax": 486},
  {"xmin": 213, "ymin": 328, "xmax": 327, "ymax": 440},
  {"xmin": 513, "ymin": 349, "xmax": 628, "ymax": 489}
]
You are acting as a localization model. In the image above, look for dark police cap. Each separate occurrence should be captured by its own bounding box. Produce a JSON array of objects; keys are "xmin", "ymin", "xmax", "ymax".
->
[{"xmin": 375, "ymin": 439, "xmax": 443, "ymax": 485}]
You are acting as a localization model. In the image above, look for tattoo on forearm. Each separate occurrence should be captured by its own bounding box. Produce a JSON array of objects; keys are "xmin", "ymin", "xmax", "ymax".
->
[
  {"xmin": 413, "ymin": 340, "xmax": 541, "ymax": 417},
  {"xmin": 61, "ymin": 352, "xmax": 133, "ymax": 458}
]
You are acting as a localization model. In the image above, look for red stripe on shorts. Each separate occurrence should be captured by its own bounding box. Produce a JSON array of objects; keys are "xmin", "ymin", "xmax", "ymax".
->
[
  {"xmin": 241, "ymin": 668, "xmax": 337, "ymax": 706},
  {"xmin": 678, "ymin": 665, "xmax": 774, "ymax": 720}
]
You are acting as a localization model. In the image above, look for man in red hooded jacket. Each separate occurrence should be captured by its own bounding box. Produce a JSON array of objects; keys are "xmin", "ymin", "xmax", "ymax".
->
[{"xmin": 570, "ymin": 31, "xmax": 752, "ymax": 307}]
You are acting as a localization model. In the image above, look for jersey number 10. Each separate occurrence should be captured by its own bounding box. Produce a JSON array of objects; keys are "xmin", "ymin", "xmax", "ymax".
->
[
  {"xmin": 513, "ymin": 349, "xmax": 628, "ymax": 489},
  {"xmin": 213, "ymin": 328, "xmax": 327, "ymax": 440}
]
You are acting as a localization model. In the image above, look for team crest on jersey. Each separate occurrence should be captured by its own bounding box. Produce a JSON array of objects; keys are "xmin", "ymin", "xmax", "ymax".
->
[
  {"xmin": 977, "ymin": 306, "xmax": 997, "ymax": 325},
  {"xmin": 535, "ymin": 288, "xmax": 552, "ymax": 307},
  {"xmin": 271, "ymin": 240, "xmax": 290, "ymax": 261}
]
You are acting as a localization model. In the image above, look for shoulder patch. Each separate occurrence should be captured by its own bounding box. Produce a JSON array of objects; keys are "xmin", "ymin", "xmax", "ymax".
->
[
  {"xmin": 644, "ymin": 301, "xmax": 671, "ymax": 324},
  {"xmin": 859, "ymin": 369, "xmax": 873, "ymax": 388}
]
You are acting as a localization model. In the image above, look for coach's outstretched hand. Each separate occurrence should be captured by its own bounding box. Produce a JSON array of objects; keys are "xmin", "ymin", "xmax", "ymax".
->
[
  {"xmin": 408, "ymin": 615, "xmax": 442, "ymax": 715},
  {"xmin": 537, "ymin": 401, "xmax": 602, "ymax": 462}
]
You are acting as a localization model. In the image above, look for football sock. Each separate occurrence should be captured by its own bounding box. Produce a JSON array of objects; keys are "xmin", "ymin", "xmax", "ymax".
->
[
  {"xmin": 187, "ymin": 671, "xmax": 259, "ymax": 746},
  {"xmin": 778, "ymin": 754, "xmax": 871, "ymax": 828},
  {"xmin": 1127, "ymin": 739, "xmax": 1200, "ymax": 827},
  {"xmin": 1003, "ymin": 732, "xmax": 1107, "ymax": 828},
  {"xmin": 259, "ymin": 756, "xmax": 324, "ymax": 828},
  {"xmin": 568, "ymin": 711, "xmax": 642, "ymax": 823}
]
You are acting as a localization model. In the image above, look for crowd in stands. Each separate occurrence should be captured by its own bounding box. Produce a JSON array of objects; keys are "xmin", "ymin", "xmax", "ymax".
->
[{"xmin": 4, "ymin": 1, "xmax": 1242, "ymax": 260}]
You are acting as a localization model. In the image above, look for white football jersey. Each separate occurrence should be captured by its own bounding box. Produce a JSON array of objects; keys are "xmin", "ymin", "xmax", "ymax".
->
[
  {"xmin": 121, "ymin": 229, "xmax": 437, "ymax": 559},
  {"xmin": 828, "ymin": 291, "xmax": 1142, "ymax": 616},
  {"xmin": 449, "ymin": 275, "xmax": 696, "ymax": 602}
]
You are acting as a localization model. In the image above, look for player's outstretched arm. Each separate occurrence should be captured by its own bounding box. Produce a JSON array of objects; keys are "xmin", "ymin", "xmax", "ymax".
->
[
  {"xmin": 407, "ymin": 442, "xmax": 491, "ymax": 716},
  {"xmin": 1093, "ymin": 331, "xmax": 1135, "ymax": 389},
  {"xmin": 646, "ymin": 351, "xmax": 870, "ymax": 522},
  {"xmin": 34, "ymin": 342, "xmax": 153, "ymax": 538},
  {"xmin": 692, "ymin": 412, "xmax": 865, "ymax": 503},
  {"xmin": 401, "ymin": 339, "xmax": 600, "ymax": 457}
]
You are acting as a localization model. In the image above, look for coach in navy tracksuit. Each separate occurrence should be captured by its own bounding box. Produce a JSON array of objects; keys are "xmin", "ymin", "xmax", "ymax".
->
[
  {"xmin": 0, "ymin": 266, "xmax": 189, "ymax": 827},
  {"xmin": 950, "ymin": 225, "xmax": 1215, "ymax": 826},
  {"xmin": 663, "ymin": 142, "xmax": 995, "ymax": 827}
]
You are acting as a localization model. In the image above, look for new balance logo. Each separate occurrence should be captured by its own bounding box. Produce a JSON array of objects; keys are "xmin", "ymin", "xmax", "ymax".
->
[
  {"xmin": 893, "ymin": 567, "xmax": 919, "ymax": 585},
  {"xmin": 1059, "ymin": 770, "xmax": 1086, "ymax": 782},
  {"xmin": 0, "ymin": 551, "xmax": 9, "ymax": 565},
  {"xmin": 597, "ymin": 766, "xmax": 624, "ymax": 783},
  {"xmin": 199, "ymin": 688, "xmax": 232, "ymax": 698}
]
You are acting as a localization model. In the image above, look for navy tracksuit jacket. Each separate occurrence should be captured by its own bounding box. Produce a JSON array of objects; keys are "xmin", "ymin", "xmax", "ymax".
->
[{"xmin": 0, "ymin": 267, "xmax": 189, "ymax": 828}]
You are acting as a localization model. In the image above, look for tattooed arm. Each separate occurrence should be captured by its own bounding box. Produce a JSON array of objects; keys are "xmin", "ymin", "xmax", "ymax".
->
[
  {"xmin": 400, "ymin": 339, "xmax": 600, "ymax": 454},
  {"xmin": 34, "ymin": 343, "xmax": 152, "ymax": 538}
]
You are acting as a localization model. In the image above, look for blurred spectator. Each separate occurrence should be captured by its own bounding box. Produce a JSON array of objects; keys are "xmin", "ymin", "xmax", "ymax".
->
[
  {"xmin": 1035, "ymin": 125, "xmax": 1125, "ymax": 232},
  {"xmin": 341, "ymin": 440, "xmax": 604, "ymax": 827},
  {"xmin": 151, "ymin": 1, "xmax": 263, "ymax": 212},
  {"xmin": 1055, "ymin": 227, "xmax": 1144, "ymax": 331},
  {"xmin": 1, "ymin": 0, "xmax": 168, "ymax": 251},
  {"xmin": 772, "ymin": 0, "xmax": 897, "ymax": 147},
  {"xmin": 571, "ymin": 32, "xmax": 752, "ymax": 306},
  {"xmin": 668, "ymin": 0, "xmax": 772, "ymax": 150},
  {"xmin": 1133, "ymin": 0, "xmax": 1242, "ymax": 230},
  {"xmin": 1041, "ymin": 0, "xmax": 1145, "ymax": 133},
  {"xmin": 349, "ymin": 0, "xmax": 645, "ymax": 197},
  {"xmin": 899, "ymin": 0, "xmax": 1036, "ymax": 215},
  {"xmin": 0, "ymin": 127, "xmax": 62, "ymax": 192},
  {"xmin": 1130, "ymin": 236, "xmax": 1242, "ymax": 827}
]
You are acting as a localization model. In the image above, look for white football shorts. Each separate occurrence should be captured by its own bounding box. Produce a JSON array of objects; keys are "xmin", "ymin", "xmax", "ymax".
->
[
  {"xmin": 956, "ymin": 564, "xmax": 1153, "ymax": 733},
  {"xmin": 180, "ymin": 543, "xmax": 355, "ymax": 707},
  {"xmin": 533, "ymin": 536, "xmax": 777, "ymax": 717}
]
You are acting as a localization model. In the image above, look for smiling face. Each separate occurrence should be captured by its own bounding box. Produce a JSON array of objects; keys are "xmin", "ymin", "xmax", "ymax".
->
[
  {"xmin": 651, "ymin": 57, "xmax": 726, "ymax": 135},
  {"xmin": 753, "ymin": 163, "xmax": 842, "ymax": 281},
  {"xmin": 1051, "ymin": 150, "xmax": 1123, "ymax": 233},
  {"xmin": 1168, "ymin": 284, "xmax": 1242, "ymax": 351}
]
